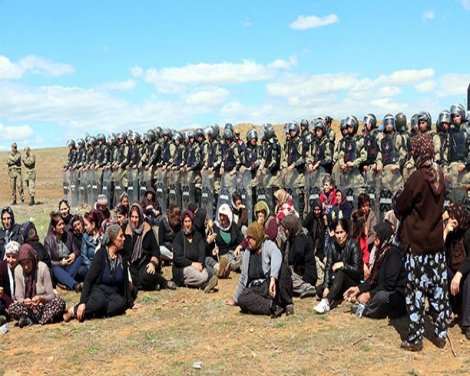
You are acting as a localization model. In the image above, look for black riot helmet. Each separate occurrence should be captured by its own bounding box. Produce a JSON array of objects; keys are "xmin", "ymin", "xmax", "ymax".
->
[
  {"xmin": 450, "ymin": 103, "xmax": 466, "ymax": 125},
  {"xmin": 437, "ymin": 110, "xmax": 451, "ymax": 132},
  {"xmin": 363, "ymin": 113, "xmax": 377, "ymax": 131},
  {"xmin": 223, "ymin": 128, "xmax": 234, "ymax": 141},
  {"xmin": 382, "ymin": 114, "xmax": 395, "ymax": 132},
  {"xmin": 417, "ymin": 111, "xmax": 432, "ymax": 131},
  {"xmin": 313, "ymin": 118, "xmax": 326, "ymax": 135},
  {"xmin": 395, "ymin": 113, "xmax": 407, "ymax": 133},
  {"xmin": 247, "ymin": 129, "xmax": 258, "ymax": 142},
  {"xmin": 300, "ymin": 118, "xmax": 309, "ymax": 130},
  {"xmin": 344, "ymin": 115, "xmax": 358, "ymax": 135}
]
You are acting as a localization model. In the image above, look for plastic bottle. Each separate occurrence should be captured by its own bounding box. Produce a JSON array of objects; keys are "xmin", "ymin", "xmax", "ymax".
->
[{"xmin": 0, "ymin": 324, "xmax": 10, "ymax": 334}]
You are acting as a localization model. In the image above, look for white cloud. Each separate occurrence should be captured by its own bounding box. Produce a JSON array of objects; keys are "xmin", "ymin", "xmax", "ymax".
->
[
  {"xmin": 184, "ymin": 87, "xmax": 230, "ymax": 106},
  {"xmin": 97, "ymin": 79, "xmax": 136, "ymax": 91},
  {"xmin": 438, "ymin": 73, "xmax": 470, "ymax": 97},
  {"xmin": 0, "ymin": 123, "xmax": 34, "ymax": 141},
  {"xmin": 461, "ymin": 0, "xmax": 470, "ymax": 10},
  {"xmin": 241, "ymin": 19, "xmax": 252, "ymax": 27},
  {"xmin": 422, "ymin": 10, "xmax": 435, "ymax": 21},
  {"xmin": 290, "ymin": 14, "xmax": 339, "ymax": 30},
  {"xmin": 268, "ymin": 57, "xmax": 298, "ymax": 69},
  {"xmin": 0, "ymin": 55, "xmax": 73, "ymax": 80},
  {"xmin": 415, "ymin": 80, "xmax": 435, "ymax": 93}
]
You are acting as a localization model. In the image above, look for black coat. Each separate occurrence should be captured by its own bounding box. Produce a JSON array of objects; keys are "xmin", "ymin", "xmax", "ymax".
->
[
  {"xmin": 208, "ymin": 224, "xmax": 244, "ymax": 258},
  {"xmin": 158, "ymin": 217, "xmax": 180, "ymax": 251},
  {"xmin": 79, "ymin": 246, "xmax": 134, "ymax": 309},
  {"xmin": 123, "ymin": 223, "xmax": 160, "ymax": 267},
  {"xmin": 302, "ymin": 212, "xmax": 325, "ymax": 260},
  {"xmin": 0, "ymin": 223, "xmax": 24, "ymax": 259},
  {"xmin": 172, "ymin": 231, "xmax": 206, "ymax": 286},
  {"xmin": 0, "ymin": 260, "xmax": 14, "ymax": 307},
  {"xmin": 283, "ymin": 233, "xmax": 317, "ymax": 286},
  {"xmin": 324, "ymin": 237, "xmax": 363, "ymax": 288}
]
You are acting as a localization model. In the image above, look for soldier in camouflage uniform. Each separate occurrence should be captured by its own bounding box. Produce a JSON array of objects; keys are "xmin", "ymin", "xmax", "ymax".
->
[
  {"xmin": 447, "ymin": 103, "xmax": 470, "ymax": 188},
  {"xmin": 241, "ymin": 129, "xmax": 263, "ymax": 210},
  {"xmin": 360, "ymin": 114, "xmax": 381, "ymax": 205},
  {"xmin": 433, "ymin": 110, "xmax": 451, "ymax": 171},
  {"xmin": 7, "ymin": 143, "xmax": 24, "ymax": 205},
  {"xmin": 22, "ymin": 146, "xmax": 36, "ymax": 206}
]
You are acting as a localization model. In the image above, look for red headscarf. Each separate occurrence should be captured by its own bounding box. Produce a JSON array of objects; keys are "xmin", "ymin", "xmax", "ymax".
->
[{"xmin": 411, "ymin": 134, "xmax": 443, "ymax": 196}]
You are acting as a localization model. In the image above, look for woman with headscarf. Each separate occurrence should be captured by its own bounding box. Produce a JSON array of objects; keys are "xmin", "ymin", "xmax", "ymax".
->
[
  {"xmin": 22, "ymin": 221, "xmax": 51, "ymax": 268},
  {"xmin": 63, "ymin": 224, "xmax": 137, "ymax": 322},
  {"xmin": 58, "ymin": 199, "xmax": 73, "ymax": 232},
  {"xmin": 8, "ymin": 244, "xmax": 66, "ymax": 327},
  {"xmin": 231, "ymin": 191, "xmax": 249, "ymax": 233},
  {"xmin": 314, "ymin": 218, "xmax": 363, "ymax": 314},
  {"xmin": 0, "ymin": 206, "xmax": 23, "ymax": 260},
  {"xmin": 329, "ymin": 188, "xmax": 352, "ymax": 224},
  {"xmin": 158, "ymin": 204, "xmax": 182, "ymax": 261},
  {"xmin": 253, "ymin": 200, "xmax": 278, "ymax": 242},
  {"xmin": 68, "ymin": 215, "xmax": 85, "ymax": 256},
  {"xmin": 303, "ymin": 199, "xmax": 326, "ymax": 262},
  {"xmin": 226, "ymin": 222, "xmax": 293, "ymax": 317},
  {"xmin": 172, "ymin": 210, "xmax": 217, "ymax": 292},
  {"xmin": 281, "ymin": 214, "xmax": 317, "ymax": 300},
  {"xmin": 444, "ymin": 204, "xmax": 470, "ymax": 340},
  {"xmin": 395, "ymin": 133, "xmax": 449, "ymax": 352},
  {"xmin": 0, "ymin": 241, "xmax": 20, "ymax": 324},
  {"xmin": 123, "ymin": 203, "xmax": 176, "ymax": 291},
  {"xmin": 350, "ymin": 209, "xmax": 370, "ymax": 279},
  {"xmin": 206, "ymin": 203, "xmax": 244, "ymax": 278},
  {"xmin": 274, "ymin": 189, "xmax": 299, "ymax": 222},
  {"xmin": 44, "ymin": 211, "xmax": 86, "ymax": 292},
  {"xmin": 141, "ymin": 187, "xmax": 162, "ymax": 226},
  {"xmin": 343, "ymin": 221, "xmax": 406, "ymax": 319}
]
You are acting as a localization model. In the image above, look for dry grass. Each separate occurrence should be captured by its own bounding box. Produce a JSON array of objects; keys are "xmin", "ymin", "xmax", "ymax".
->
[{"xmin": 0, "ymin": 138, "xmax": 469, "ymax": 376}]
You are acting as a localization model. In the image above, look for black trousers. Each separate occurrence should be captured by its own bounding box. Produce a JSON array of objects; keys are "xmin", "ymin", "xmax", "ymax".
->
[
  {"xmin": 130, "ymin": 262, "xmax": 167, "ymax": 291},
  {"xmin": 448, "ymin": 267, "xmax": 470, "ymax": 328},
  {"xmin": 317, "ymin": 270, "xmax": 357, "ymax": 303},
  {"xmin": 81, "ymin": 285, "xmax": 127, "ymax": 320}
]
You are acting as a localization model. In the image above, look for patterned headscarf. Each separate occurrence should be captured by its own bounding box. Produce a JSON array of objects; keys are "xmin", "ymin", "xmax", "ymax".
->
[
  {"xmin": 448, "ymin": 204, "xmax": 470, "ymax": 232},
  {"xmin": 411, "ymin": 134, "xmax": 443, "ymax": 195},
  {"xmin": 246, "ymin": 222, "xmax": 267, "ymax": 250},
  {"xmin": 101, "ymin": 223, "xmax": 121, "ymax": 246}
]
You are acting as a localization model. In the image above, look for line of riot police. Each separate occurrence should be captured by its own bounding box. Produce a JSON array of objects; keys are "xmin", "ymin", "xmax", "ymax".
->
[{"xmin": 62, "ymin": 103, "xmax": 470, "ymax": 222}]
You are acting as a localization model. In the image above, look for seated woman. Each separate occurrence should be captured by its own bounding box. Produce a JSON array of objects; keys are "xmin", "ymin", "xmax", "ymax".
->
[
  {"xmin": 81, "ymin": 210, "xmax": 104, "ymax": 269},
  {"xmin": 115, "ymin": 204, "xmax": 129, "ymax": 227},
  {"xmin": 253, "ymin": 200, "xmax": 277, "ymax": 242},
  {"xmin": 119, "ymin": 192, "xmax": 130, "ymax": 213},
  {"xmin": 319, "ymin": 175, "xmax": 337, "ymax": 216},
  {"xmin": 281, "ymin": 214, "xmax": 317, "ymax": 299},
  {"xmin": 0, "ymin": 241, "xmax": 20, "ymax": 324},
  {"xmin": 444, "ymin": 205, "xmax": 470, "ymax": 340},
  {"xmin": 172, "ymin": 210, "xmax": 217, "ymax": 292},
  {"xmin": 22, "ymin": 222, "xmax": 51, "ymax": 268},
  {"xmin": 226, "ymin": 222, "xmax": 293, "ymax": 317},
  {"xmin": 274, "ymin": 189, "xmax": 299, "ymax": 222},
  {"xmin": 69, "ymin": 215, "xmax": 85, "ymax": 257},
  {"xmin": 0, "ymin": 206, "xmax": 23, "ymax": 259},
  {"xmin": 231, "ymin": 191, "xmax": 249, "ymax": 234},
  {"xmin": 63, "ymin": 224, "xmax": 136, "ymax": 322},
  {"xmin": 357, "ymin": 193, "xmax": 378, "ymax": 251},
  {"xmin": 314, "ymin": 218, "xmax": 363, "ymax": 314},
  {"xmin": 158, "ymin": 204, "xmax": 182, "ymax": 261},
  {"xmin": 206, "ymin": 204, "xmax": 244, "ymax": 278},
  {"xmin": 123, "ymin": 203, "xmax": 176, "ymax": 291},
  {"xmin": 141, "ymin": 187, "xmax": 162, "ymax": 226},
  {"xmin": 303, "ymin": 199, "xmax": 326, "ymax": 263},
  {"xmin": 350, "ymin": 209, "xmax": 370, "ymax": 279},
  {"xmin": 44, "ymin": 211, "xmax": 86, "ymax": 292},
  {"xmin": 58, "ymin": 199, "xmax": 73, "ymax": 232},
  {"xmin": 8, "ymin": 244, "xmax": 66, "ymax": 327},
  {"xmin": 343, "ymin": 222, "xmax": 406, "ymax": 319},
  {"xmin": 328, "ymin": 189, "xmax": 352, "ymax": 223}
]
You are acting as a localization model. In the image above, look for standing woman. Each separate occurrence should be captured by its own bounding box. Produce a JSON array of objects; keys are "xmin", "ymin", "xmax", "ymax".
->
[
  {"xmin": 63, "ymin": 224, "xmax": 136, "ymax": 322},
  {"xmin": 123, "ymin": 203, "xmax": 176, "ymax": 291},
  {"xmin": 314, "ymin": 218, "xmax": 363, "ymax": 314},
  {"xmin": 44, "ymin": 211, "xmax": 85, "ymax": 292},
  {"xmin": 8, "ymin": 244, "xmax": 66, "ymax": 327},
  {"xmin": 395, "ymin": 133, "xmax": 449, "ymax": 351},
  {"xmin": 81, "ymin": 210, "xmax": 104, "ymax": 269}
]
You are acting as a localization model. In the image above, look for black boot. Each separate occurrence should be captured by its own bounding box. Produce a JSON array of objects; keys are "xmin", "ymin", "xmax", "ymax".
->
[{"xmin": 29, "ymin": 197, "xmax": 35, "ymax": 206}]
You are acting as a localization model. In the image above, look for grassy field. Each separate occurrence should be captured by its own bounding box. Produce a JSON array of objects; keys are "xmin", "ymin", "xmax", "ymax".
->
[{"xmin": 0, "ymin": 135, "xmax": 469, "ymax": 376}]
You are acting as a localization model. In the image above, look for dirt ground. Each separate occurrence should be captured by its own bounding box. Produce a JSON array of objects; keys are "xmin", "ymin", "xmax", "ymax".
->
[{"xmin": 1, "ymin": 143, "xmax": 470, "ymax": 376}]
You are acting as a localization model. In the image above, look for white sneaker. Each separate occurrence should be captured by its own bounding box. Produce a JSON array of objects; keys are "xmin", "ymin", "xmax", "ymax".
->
[{"xmin": 313, "ymin": 298, "xmax": 330, "ymax": 314}]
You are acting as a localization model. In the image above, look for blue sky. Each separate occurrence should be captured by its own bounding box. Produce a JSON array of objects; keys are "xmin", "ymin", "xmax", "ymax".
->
[{"xmin": 0, "ymin": 0, "xmax": 469, "ymax": 149}]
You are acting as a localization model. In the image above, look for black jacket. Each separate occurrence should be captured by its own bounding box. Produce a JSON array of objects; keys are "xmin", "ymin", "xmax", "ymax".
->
[
  {"xmin": 302, "ymin": 212, "xmax": 325, "ymax": 260},
  {"xmin": 283, "ymin": 233, "xmax": 317, "ymax": 286},
  {"xmin": 79, "ymin": 246, "xmax": 134, "ymax": 309},
  {"xmin": 208, "ymin": 224, "xmax": 244, "ymax": 258},
  {"xmin": 123, "ymin": 223, "xmax": 160, "ymax": 267},
  {"xmin": 158, "ymin": 217, "xmax": 181, "ymax": 251},
  {"xmin": 324, "ymin": 237, "xmax": 363, "ymax": 288},
  {"xmin": 172, "ymin": 231, "xmax": 206, "ymax": 286}
]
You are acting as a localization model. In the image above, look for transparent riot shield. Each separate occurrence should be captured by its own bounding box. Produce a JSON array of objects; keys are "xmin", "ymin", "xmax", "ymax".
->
[
  {"xmin": 305, "ymin": 169, "xmax": 325, "ymax": 212},
  {"xmin": 364, "ymin": 168, "xmax": 380, "ymax": 216},
  {"xmin": 63, "ymin": 170, "xmax": 71, "ymax": 202},
  {"xmin": 255, "ymin": 168, "xmax": 273, "ymax": 214},
  {"xmin": 154, "ymin": 168, "xmax": 165, "ymax": 211},
  {"xmin": 168, "ymin": 169, "xmax": 181, "ymax": 208},
  {"xmin": 217, "ymin": 172, "xmax": 237, "ymax": 212},
  {"xmin": 237, "ymin": 168, "xmax": 253, "ymax": 223},
  {"xmin": 201, "ymin": 169, "xmax": 215, "ymax": 221},
  {"xmin": 160, "ymin": 169, "xmax": 169, "ymax": 215},
  {"xmin": 102, "ymin": 168, "xmax": 112, "ymax": 205},
  {"xmin": 113, "ymin": 168, "xmax": 124, "ymax": 206},
  {"xmin": 126, "ymin": 168, "xmax": 138, "ymax": 203},
  {"xmin": 92, "ymin": 168, "xmax": 101, "ymax": 205},
  {"xmin": 282, "ymin": 168, "xmax": 301, "ymax": 214},
  {"xmin": 379, "ymin": 165, "xmax": 403, "ymax": 215},
  {"xmin": 139, "ymin": 167, "xmax": 149, "ymax": 201},
  {"xmin": 187, "ymin": 170, "xmax": 197, "ymax": 207},
  {"xmin": 181, "ymin": 169, "xmax": 190, "ymax": 211},
  {"xmin": 70, "ymin": 169, "xmax": 79, "ymax": 207},
  {"xmin": 78, "ymin": 169, "xmax": 87, "ymax": 205},
  {"xmin": 86, "ymin": 169, "xmax": 95, "ymax": 206},
  {"xmin": 339, "ymin": 167, "xmax": 365, "ymax": 208}
]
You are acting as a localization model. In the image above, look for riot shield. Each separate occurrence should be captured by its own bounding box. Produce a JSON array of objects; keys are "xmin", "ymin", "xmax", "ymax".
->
[
  {"xmin": 160, "ymin": 169, "xmax": 169, "ymax": 215},
  {"xmin": 201, "ymin": 169, "xmax": 215, "ymax": 221},
  {"xmin": 180, "ymin": 169, "xmax": 190, "ymax": 210},
  {"xmin": 282, "ymin": 168, "xmax": 301, "ymax": 214},
  {"xmin": 127, "ymin": 168, "xmax": 139, "ymax": 203},
  {"xmin": 78, "ymin": 169, "xmax": 87, "ymax": 205},
  {"xmin": 364, "ymin": 168, "xmax": 380, "ymax": 216},
  {"xmin": 70, "ymin": 169, "xmax": 79, "ymax": 207},
  {"xmin": 92, "ymin": 168, "xmax": 101, "ymax": 205},
  {"xmin": 154, "ymin": 167, "xmax": 166, "ymax": 211},
  {"xmin": 339, "ymin": 167, "xmax": 365, "ymax": 208},
  {"xmin": 217, "ymin": 172, "xmax": 237, "ymax": 212},
  {"xmin": 86, "ymin": 169, "xmax": 95, "ymax": 206},
  {"xmin": 139, "ymin": 167, "xmax": 149, "ymax": 201},
  {"xmin": 237, "ymin": 168, "xmax": 253, "ymax": 223},
  {"xmin": 113, "ymin": 168, "xmax": 124, "ymax": 206},
  {"xmin": 255, "ymin": 168, "xmax": 273, "ymax": 214},
  {"xmin": 102, "ymin": 169, "xmax": 112, "ymax": 205},
  {"xmin": 305, "ymin": 168, "xmax": 327, "ymax": 212},
  {"xmin": 168, "ymin": 169, "xmax": 181, "ymax": 208},
  {"xmin": 187, "ymin": 170, "xmax": 197, "ymax": 207},
  {"xmin": 63, "ymin": 170, "xmax": 71, "ymax": 202}
]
